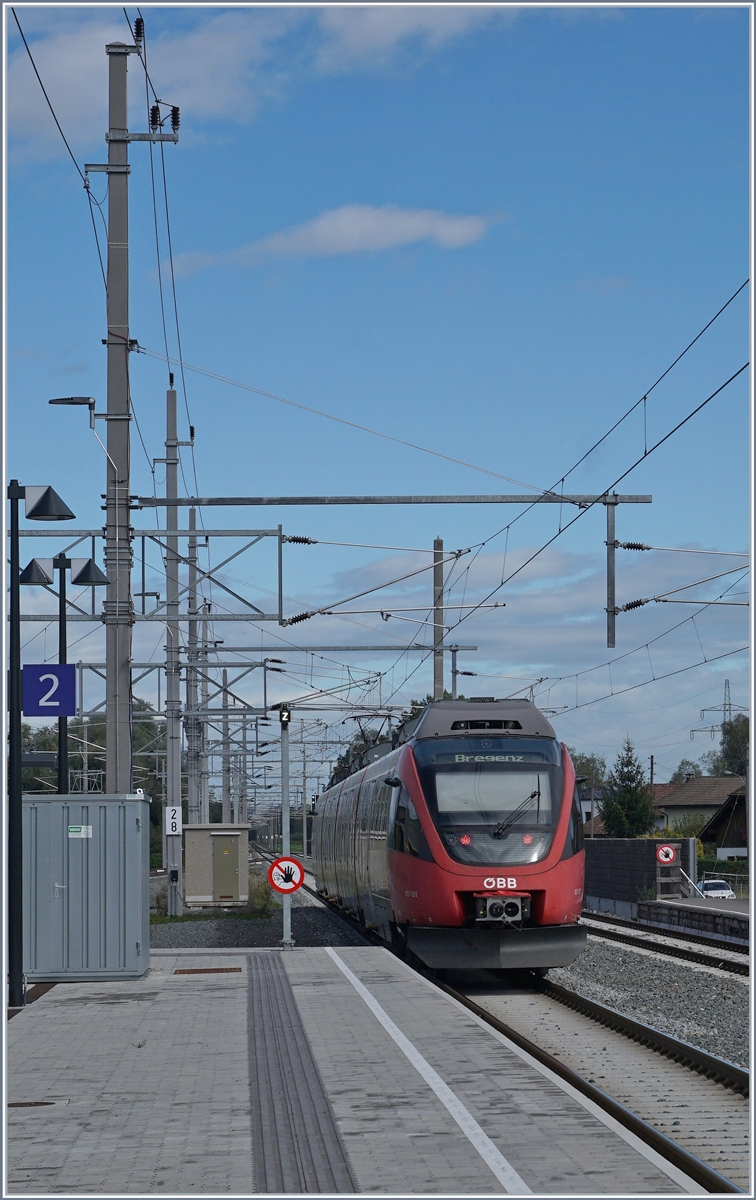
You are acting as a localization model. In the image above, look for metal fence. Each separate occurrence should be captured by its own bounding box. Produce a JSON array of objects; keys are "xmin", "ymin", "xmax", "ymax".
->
[{"xmin": 701, "ymin": 870, "xmax": 749, "ymax": 900}]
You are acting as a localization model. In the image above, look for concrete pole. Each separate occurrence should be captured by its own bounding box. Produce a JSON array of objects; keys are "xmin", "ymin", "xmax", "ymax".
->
[
  {"xmin": 186, "ymin": 508, "xmax": 201, "ymax": 823},
  {"xmin": 56, "ymin": 555, "xmax": 69, "ymax": 794},
  {"xmin": 165, "ymin": 387, "xmax": 183, "ymax": 915},
  {"xmin": 301, "ymin": 744, "xmax": 307, "ymax": 857},
  {"xmin": 450, "ymin": 645, "xmax": 458, "ymax": 700},
  {"xmin": 241, "ymin": 721, "xmax": 248, "ymax": 824},
  {"xmin": 104, "ymin": 43, "xmax": 135, "ymax": 794},
  {"xmin": 606, "ymin": 494, "xmax": 618, "ymax": 649},
  {"xmin": 200, "ymin": 603, "xmax": 210, "ymax": 822},
  {"xmin": 280, "ymin": 712, "xmax": 293, "ymax": 947},
  {"xmin": 222, "ymin": 670, "xmax": 231, "ymax": 822},
  {"xmin": 433, "ymin": 537, "xmax": 444, "ymax": 700}
]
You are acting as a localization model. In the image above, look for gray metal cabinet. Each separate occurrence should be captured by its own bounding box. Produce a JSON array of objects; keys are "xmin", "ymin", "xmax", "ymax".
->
[{"xmin": 22, "ymin": 794, "xmax": 150, "ymax": 981}]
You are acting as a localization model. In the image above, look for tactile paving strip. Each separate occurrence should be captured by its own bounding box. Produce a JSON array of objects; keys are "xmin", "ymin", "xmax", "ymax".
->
[{"xmin": 247, "ymin": 953, "xmax": 356, "ymax": 1193}]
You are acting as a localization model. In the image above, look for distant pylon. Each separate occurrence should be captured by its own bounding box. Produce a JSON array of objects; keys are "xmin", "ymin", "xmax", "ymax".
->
[{"xmin": 690, "ymin": 679, "xmax": 748, "ymax": 742}]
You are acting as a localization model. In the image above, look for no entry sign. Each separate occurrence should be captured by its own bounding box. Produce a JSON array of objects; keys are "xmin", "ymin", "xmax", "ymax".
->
[
  {"xmin": 656, "ymin": 843, "xmax": 677, "ymax": 864},
  {"xmin": 268, "ymin": 857, "xmax": 304, "ymax": 894}
]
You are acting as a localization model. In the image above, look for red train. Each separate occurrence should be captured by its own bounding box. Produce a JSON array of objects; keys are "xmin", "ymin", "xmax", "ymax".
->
[{"xmin": 313, "ymin": 698, "xmax": 587, "ymax": 970}]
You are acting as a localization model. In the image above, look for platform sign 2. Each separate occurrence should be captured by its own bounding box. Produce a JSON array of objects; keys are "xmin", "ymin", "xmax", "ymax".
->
[{"xmin": 22, "ymin": 664, "xmax": 76, "ymax": 717}]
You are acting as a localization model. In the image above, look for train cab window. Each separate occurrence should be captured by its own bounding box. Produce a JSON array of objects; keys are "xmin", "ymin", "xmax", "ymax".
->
[
  {"xmin": 388, "ymin": 787, "xmax": 434, "ymax": 860},
  {"xmin": 561, "ymin": 787, "xmax": 585, "ymax": 860}
]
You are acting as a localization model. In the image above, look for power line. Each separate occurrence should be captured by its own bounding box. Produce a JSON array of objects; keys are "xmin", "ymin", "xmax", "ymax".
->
[
  {"xmin": 11, "ymin": 8, "xmax": 108, "ymax": 292},
  {"xmin": 11, "ymin": 9, "xmax": 84, "ymax": 181},
  {"xmin": 134, "ymin": 345, "xmax": 553, "ymax": 496},
  {"xmin": 442, "ymin": 362, "xmax": 750, "ymax": 634}
]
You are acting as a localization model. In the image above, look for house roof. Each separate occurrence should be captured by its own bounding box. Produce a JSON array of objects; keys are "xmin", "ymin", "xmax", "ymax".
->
[
  {"xmin": 653, "ymin": 776, "xmax": 745, "ymax": 809},
  {"xmin": 583, "ymin": 814, "xmax": 606, "ymax": 836},
  {"xmin": 651, "ymin": 783, "xmax": 679, "ymax": 803}
]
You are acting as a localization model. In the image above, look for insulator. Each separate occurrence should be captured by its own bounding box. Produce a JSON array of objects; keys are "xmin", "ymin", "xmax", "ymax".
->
[
  {"xmin": 622, "ymin": 598, "xmax": 647, "ymax": 611},
  {"xmin": 171, "ymin": 106, "xmax": 180, "ymax": 133},
  {"xmin": 134, "ymin": 17, "xmax": 144, "ymax": 44},
  {"xmin": 621, "ymin": 541, "xmax": 650, "ymax": 551},
  {"xmin": 286, "ymin": 536, "xmax": 315, "ymax": 545},
  {"xmin": 189, "ymin": 425, "xmax": 195, "ymax": 441},
  {"xmin": 150, "ymin": 104, "xmax": 160, "ymax": 132},
  {"xmin": 287, "ymin": 611, "xmax": 312, "ymax": 625}
]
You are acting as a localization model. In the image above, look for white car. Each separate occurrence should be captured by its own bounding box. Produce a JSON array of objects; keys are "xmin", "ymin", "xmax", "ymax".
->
[{"xmin": 700, "ymin": 879, "xmax": 736, "ymax": 900}]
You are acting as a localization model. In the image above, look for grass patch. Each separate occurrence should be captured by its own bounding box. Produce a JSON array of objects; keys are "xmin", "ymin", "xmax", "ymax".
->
[{"xmin": 151, "ymin": 868, "xmax": 278, "ymax": 923}]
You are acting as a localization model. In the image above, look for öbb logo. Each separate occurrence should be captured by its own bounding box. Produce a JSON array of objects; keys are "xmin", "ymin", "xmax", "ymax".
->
[{"xmin": 484, "ymin": 876, "xmax": 517, "ymax": 889}]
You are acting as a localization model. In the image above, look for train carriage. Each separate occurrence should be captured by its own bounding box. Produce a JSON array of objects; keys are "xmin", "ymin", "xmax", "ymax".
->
[{"xmin": 312, "ymin": 698, "xmax": 587, "ymax": 971}]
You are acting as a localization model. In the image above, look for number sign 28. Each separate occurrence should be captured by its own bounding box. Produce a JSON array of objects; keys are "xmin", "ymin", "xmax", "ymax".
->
[{"xmin": 165, "ymin": 806, "xmax": 183, "ymax": 836}]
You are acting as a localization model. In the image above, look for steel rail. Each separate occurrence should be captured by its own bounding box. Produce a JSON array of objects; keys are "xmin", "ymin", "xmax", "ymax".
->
[
  {"xmin": 431, "ymin": 976, "xmax": 744, "ymax": 1195},
  {"xmin": 540, "ymin": 978, "xmax": 748, "ymax": 1096},
  {"xmin": 584, "ymin": 910, "xmax": 749, "ymax": 953},
  {"xmin": 584, "ymin": 922, "xmax": 749, "ymax": 975}
]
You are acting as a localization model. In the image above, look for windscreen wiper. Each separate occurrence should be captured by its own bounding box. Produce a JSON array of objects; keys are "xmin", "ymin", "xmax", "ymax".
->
[{"xmin": 492, "ymin": 789, "xmax": 539, "ymax": 839}]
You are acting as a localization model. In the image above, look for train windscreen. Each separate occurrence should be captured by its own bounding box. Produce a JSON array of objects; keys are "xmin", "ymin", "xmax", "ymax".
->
[{"xmin": 413, "ymin": 737, "xmax": 564, "ymax": 864}]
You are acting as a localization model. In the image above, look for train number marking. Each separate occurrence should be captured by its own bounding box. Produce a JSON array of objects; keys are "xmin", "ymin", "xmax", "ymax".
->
[
  {"xmin": 404, "ymin": 890, "xmax": 418, "ymax": 898},
  {"xmin": 484, "ymin": 876, "xmax": 517, "ymax": 889}
]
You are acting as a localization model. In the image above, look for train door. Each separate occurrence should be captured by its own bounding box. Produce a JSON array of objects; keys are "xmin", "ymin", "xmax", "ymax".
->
[
  {"xmin": 334, "ymin": 777, "xmax": 360, "ymax": 914},
  {"xmin": 367, "ymin": 778, "xmax": 394, "ymax": 938},
  {"xmin": 356, "ymin": 777, "xmax": 376, "ymax": 927}
]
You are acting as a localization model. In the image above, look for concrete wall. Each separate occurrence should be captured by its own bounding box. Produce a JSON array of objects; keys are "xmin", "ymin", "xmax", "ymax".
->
[
  {"xmin": 637, "ymin": 900, "xmax": 748, "ymax": 945},
  {"xmin": 584, "ymin": 838, "xmax": 697, "ymax": 918}
]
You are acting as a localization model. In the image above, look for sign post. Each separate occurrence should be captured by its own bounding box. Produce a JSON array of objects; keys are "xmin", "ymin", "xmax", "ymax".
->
[
  {"xmin": 279, "ymin": 705, "xmax": 293, "ymax": 948},
  {"xmin": 164, "ymin": 804, "xmax": 183, "ymax": 912}
]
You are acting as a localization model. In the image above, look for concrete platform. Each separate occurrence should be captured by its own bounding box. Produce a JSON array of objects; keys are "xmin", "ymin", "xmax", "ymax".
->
[{"xmin": 7, "ymin": 947, "xmax": 705, "ymax": 1194}]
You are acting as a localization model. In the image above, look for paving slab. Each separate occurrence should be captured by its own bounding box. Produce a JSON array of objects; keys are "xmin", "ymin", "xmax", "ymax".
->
[{"xmin": 7, "ymin": 946, "xmax": 705, "ymax": 1195}]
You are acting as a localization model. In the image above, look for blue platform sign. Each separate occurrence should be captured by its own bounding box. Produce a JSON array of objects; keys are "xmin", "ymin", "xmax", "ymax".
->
[{"xmin": 22, "ymin": 664, "xmax": 76, "ymax": 717}]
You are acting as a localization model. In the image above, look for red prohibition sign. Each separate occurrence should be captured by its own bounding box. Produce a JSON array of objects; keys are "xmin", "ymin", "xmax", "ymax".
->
[
  {"xmin": 268, "ymin": 856, "xmax": 304, "ymax": 894},
  {"xmin": 656, "ymin": 843, "xmax": 677, "ymax": 864}
]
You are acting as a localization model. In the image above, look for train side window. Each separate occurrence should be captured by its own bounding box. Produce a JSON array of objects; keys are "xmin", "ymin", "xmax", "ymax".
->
[
  {"xmin": 389, "ymin": 787, "xmax": 434, "ymax": 861},
  {"xmin": 561, "ymin": 787, "xmax": 585, "ymax": 859}
]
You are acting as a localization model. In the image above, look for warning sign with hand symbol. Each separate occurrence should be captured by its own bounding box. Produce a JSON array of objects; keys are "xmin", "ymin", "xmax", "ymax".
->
[
  {"xmin": 268, "ymin": 857, "xmax": 304, "ymax": 893},
  {"xmin": 656, "ymin": 843, "xmax": 677, "ymax": 864}
]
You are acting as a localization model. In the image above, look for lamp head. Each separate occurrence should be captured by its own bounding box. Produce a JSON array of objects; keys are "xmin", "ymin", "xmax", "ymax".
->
[
  {"xmin": 49, "ymin": 397, "xmax": 96, "ymax": 429},
  {"xmin": 24, "ymin": 486, "xmax": 75, "ymax": 521}
]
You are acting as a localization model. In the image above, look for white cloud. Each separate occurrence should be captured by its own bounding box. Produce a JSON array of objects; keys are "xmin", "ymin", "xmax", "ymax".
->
[
  {"xmin": 7, "ymin": 6, "xmax": 515, "ymax": 164},
  {"xmin": 313, "ymin": 6, "xmax": 514, "ymax": 72},
  {"xmin": 173, "ymin": 204, "xmax": 491, "ymax": 275}
]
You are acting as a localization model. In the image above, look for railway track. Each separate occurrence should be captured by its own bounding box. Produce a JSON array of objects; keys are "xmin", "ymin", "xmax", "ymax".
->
[
  {"xmin": 252, "ymin": 848, "xmax": 748, "ymax": 1192},
  {"xmin": 584, "ymin": 909, "xmax": 749, "ymax": 953},
  {"xmin": 582, "ymin": 915, "xmax": 750, "ymax": 976}
]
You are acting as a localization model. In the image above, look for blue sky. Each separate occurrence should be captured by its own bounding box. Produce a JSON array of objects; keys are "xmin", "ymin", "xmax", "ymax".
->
[{"xmin": 7, "ymin": 5, "xmax": 751, "ymax": 784}]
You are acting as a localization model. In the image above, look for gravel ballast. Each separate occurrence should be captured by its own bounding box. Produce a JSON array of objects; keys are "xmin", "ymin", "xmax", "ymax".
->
[
  {"xmin": 150, "ymin": 888, "xmax": 367, "ymax": 950},
  {"xmin": 549, "ymin": 937, "xmax": 749, "ymax": 1068}
]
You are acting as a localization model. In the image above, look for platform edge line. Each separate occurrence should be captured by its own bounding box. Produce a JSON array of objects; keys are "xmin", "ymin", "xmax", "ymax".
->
[{"xmin": 324, "ymin": 947, "xmax": 532, "ymax": 1196}]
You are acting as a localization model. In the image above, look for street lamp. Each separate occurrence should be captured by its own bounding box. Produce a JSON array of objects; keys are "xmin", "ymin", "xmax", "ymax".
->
[
  {"xmin": 7, "ymin": 481, "xmax": 75, "ymax": 1011},
  {"xmin": 20, "ymin": 555, "xmax": 108, "ymax": 792}
]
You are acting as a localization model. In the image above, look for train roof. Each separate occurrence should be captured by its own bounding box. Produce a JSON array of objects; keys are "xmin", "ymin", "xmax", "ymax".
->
[
  {"xmin": 407, "ymin": 699, "xmax": 556, "ymax": 741},
  {"xmin": 325, "ymin": 699, "xmax": 556, "ymax": 787}
]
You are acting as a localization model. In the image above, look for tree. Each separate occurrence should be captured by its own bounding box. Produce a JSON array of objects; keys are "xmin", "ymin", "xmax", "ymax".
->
[
  {"xmin": 566, "ymin": 748, "xmax": 606, "ymax": 787},
  {"xmin": 697, "ymin": 715, "xmax": 749, "ymax": 778},
  {"xmin": 600, "ymin": 736, "xmax": 655, "ymax": 837},
  {"xmin": 720, "ymin": 715, "xmax": 749, "ymax": 778},
  {"xmin": 669, "ymin": 758, "xmax": 703, "ymax": 784}
]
